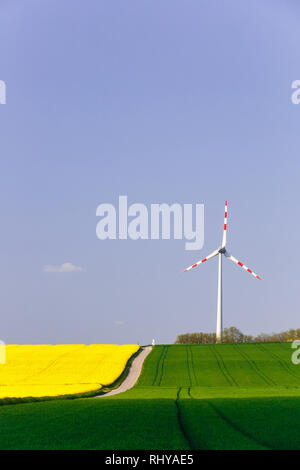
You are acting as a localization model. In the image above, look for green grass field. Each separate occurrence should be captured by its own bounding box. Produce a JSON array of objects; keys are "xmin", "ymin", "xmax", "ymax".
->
[{"xmin": 1, "ymin": 343, "xmax": 300, "ymax": 449}]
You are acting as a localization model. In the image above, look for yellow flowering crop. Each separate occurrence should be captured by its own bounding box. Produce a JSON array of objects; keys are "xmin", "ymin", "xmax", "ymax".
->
[{"xmin": 0, "ymin": 344, "xmax": 139, "ymax": 399}]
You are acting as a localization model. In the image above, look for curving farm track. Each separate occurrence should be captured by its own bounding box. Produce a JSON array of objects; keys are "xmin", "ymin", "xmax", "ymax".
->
[{"xmin": 97, "ymin": 346, "xmax": 152, "ymax": 397}]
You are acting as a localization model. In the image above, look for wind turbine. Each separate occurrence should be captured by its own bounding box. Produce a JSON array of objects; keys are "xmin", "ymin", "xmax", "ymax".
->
[{"xmin": 183, "ymin": 201, "xmax": 261, "ymax": 343}]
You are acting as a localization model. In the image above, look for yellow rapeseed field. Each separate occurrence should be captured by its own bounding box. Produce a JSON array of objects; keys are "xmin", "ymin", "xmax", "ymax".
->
[{"xmin": 0, "ymin": 344, "xmax": 139, "ymax": 399}]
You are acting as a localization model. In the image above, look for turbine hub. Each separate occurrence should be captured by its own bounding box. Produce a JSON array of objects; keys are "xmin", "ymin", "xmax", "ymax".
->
[{"xmin": 219, "ymin": 247, "xmax": 226, "ymax": 254}]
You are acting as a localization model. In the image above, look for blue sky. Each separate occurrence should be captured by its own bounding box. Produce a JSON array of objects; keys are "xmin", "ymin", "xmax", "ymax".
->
[{"xmin": 0, "ymin": 0, "xmax": 300, "ymax": 344}]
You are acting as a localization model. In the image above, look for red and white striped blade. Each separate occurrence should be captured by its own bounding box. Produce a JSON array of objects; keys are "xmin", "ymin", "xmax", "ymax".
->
[
  {"xmin": 183, "ymin": 249, "xmax": 219, "ymax": 272},
  {"xmin": 226, "ymin": 253, "xmax": 261, "ymax": 280},
  {"xmin": 222, "ymin": 200, "xmax": 228, "ymax": 247}
]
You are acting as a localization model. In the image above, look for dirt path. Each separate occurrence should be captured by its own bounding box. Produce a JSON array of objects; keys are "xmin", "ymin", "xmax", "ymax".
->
[{"xmin": 97, "ymin": 346, "xmax": 152, "ymax": 397}]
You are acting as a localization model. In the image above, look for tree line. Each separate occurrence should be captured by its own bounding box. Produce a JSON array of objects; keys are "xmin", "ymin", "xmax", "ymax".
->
[{"xmin": 175, "ymin": 327, "xmax": 300, "ymax": 344}]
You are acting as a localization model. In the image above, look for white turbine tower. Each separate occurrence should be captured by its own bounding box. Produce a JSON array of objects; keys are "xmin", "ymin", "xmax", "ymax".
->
[{"xmin": 183, "ymin": 201, "xmax": 261, "ymax": 343}]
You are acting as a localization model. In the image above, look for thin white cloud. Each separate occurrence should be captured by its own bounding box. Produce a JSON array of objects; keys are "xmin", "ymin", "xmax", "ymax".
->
[
  {"xmin": 114, "ymin": 320, "xmax": 125, "ymax": 326},
  {"xmin": 43, "ymin": 262, "xmax": 84, "ymax": 273}
]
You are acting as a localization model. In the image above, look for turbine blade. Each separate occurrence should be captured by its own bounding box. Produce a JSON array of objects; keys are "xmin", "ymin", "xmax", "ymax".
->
[
  {"xmin": 225, "ymin": 252, "xmax": 261, "ymax": 280},
  {"xmin": 222, "ymin": 200, "xmax": 228, "ymax": 247},
  {"xmin": 183, "ymin": 249, "xmax": 219, "ymax": 272}
]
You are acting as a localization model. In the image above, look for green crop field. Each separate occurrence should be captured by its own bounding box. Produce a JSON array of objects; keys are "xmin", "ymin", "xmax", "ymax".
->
[{"xmin": 1, "ymin": 343, "xmax": 300, "ymax": 449}]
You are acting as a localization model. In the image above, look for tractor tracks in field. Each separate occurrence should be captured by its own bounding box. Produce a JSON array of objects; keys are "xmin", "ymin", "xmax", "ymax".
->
[
  {"xmin": 175, "ymin": 387, "xmax": 195, "ymax": 450},
  {"xmin": 255, "ymin": 343, "xmax": 300, "ymax": 384},
  {"xmin": 187, "ymin": 387, "xmax": 271, "ymax": 450},
  {"xmin": 189, "ymin": 346, "xmax": 198, "ymax": 386},
  {"xmin": 185, "ymin": 347, "xmax": 193, "ymax": 387},
  {"xmin": 204, "ymin": 399, "xmax": 271, "ymax": 450},
  {"xmin": 209, "ymin": 345, "xmax": 238, "ymax": 386},
  {"xmin": 234, "ymin": 344, "xmax": 277, "ymax": 386},
  {"xmin": 151, "ymin": 346, "xmax": 165, "ymax": 386},
  {"xmin": 152, "ymin": 345, "xmax": 168, "ymax": 386},
  {"xmin": 158, "ymin": 346, "xmax": 168, "ymax": 386}
]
